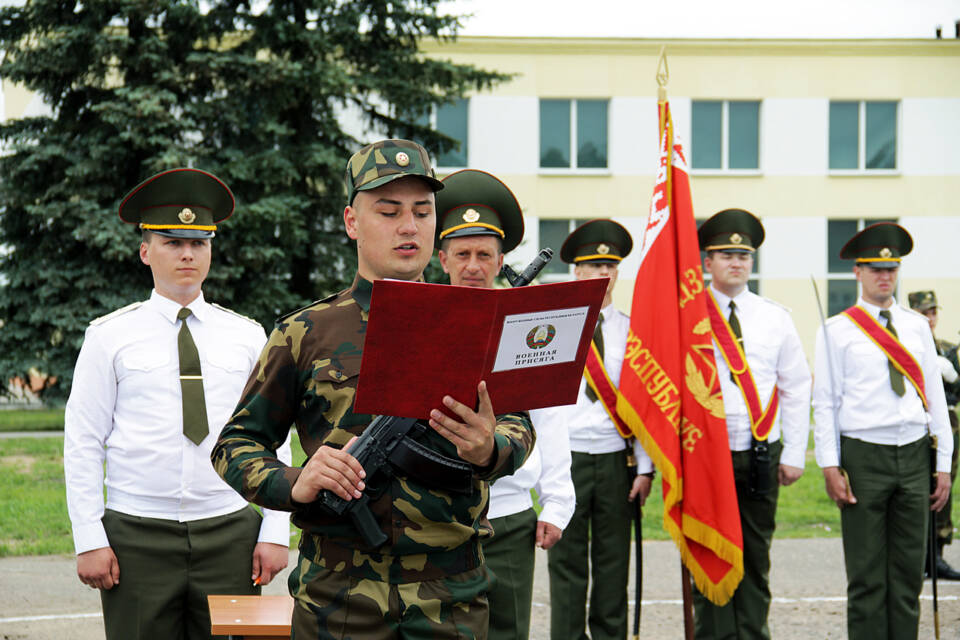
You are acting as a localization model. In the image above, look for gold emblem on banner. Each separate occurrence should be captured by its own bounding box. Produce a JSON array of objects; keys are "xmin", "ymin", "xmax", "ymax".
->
[
  {"xmin": 685, "ymin": 353, "xmax": 726, "ymax": 419},
  {"xmin": 178, "ymin": 208, "xmax": 196, "ymax": 224}
]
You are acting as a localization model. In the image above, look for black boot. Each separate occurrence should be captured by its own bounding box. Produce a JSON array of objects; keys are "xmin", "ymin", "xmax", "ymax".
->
[{"xmin": 935, "ymin": 542, "xmax": 960, "ymax": 581}]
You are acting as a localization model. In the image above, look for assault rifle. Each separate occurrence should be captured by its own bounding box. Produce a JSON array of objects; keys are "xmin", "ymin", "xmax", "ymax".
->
[{"xmin": 317, "ymin": 248, "xmax": 554, "ymax": 547}]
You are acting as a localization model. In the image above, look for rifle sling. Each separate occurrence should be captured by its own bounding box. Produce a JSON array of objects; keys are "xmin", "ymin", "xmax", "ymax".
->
[{"xmin": 389, "ymin": 435, "xmax": 474, "ymax": 494}]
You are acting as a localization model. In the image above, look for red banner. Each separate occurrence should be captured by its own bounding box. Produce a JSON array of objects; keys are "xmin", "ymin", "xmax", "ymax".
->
[{"xmin": 617, "ymin": 98, "xmax": 743, "ymax": 605}]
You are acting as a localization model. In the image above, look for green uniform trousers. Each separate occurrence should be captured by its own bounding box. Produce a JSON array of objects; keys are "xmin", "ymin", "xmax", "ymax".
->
[
  {"xmin": 548, "ymin": 449, "xmax": 632, "ymax": 640},
  {"xmin": 288, "ymin": 558, "xmax": 491, "ymax": 639},
  {"xmin": 693, "ymin": 440, "xmax": 782, "ymax": 640},
  {"xmin": 485, "ymin": 508, "xmax": 538, "ymax": 640},
  {"xmin": 100, "ymin": 506, "xmax": 261, "ymax": 640},
  {"xmin": 840, "ymin": 436, "xmax": 929, "ymax": 640}
]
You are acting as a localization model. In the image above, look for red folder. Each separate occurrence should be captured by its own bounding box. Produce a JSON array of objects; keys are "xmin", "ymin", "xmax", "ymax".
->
[{"xmin": 353, "ymin": 278, "xmax": 608, "ymax": 418}]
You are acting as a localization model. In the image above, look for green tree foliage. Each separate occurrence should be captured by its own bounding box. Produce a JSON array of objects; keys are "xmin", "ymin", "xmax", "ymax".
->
[{"xmin": 0, "ymin": 0, "xmax": 506, "ymax": 401}]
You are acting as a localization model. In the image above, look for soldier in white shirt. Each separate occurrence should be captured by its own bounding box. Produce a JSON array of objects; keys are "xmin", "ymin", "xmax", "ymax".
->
[
  {"xmin": 435, "ymin": 169, "xmax": 576, "ymax": 640},
  {"xmin": 64, "ymin": 168, "xmax": 291, "ymax": 640},
  {"xmin": 813, "ymin": 222, "xmax": 953, "ymax": 640},
  {"xmin": 545, "ymin": 220, "xmax": 653, "ymax": 640},
  {"xmin": 693, "ymin": 209, "xmax": 812, "ymax": 639}
]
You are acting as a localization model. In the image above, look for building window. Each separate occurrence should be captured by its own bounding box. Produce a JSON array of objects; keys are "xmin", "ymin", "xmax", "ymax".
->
[
  {"xmin": 431, "ymin": 98, "xmax": 468, "ymax": 168},
  {"xmin": 539, "ymin": 99, "xmax": 608, "ymax": 170},
  {"xmin": 828, "ymin": 101, "xmax": 897, "ymax": 171},
  {"xmin": 696, "ymin": 218, "xmax": 761, "ymax": 294},
  {"xmin": 537, "ymin": 218, "xmax": 590, "ymax": 279},
  {"xmin": 691, "ymin": 100, "xmax": 760, "ymax": 170},
  {"xmin": 826, "ymin": 218, "xmax": 897, "ymax": 315}
]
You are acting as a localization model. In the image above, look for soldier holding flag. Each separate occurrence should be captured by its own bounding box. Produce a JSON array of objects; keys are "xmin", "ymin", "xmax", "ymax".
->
[
  {"xmin": 813, "ymin": 222, "xmax": 953, "ymax": 640},
  {"xmin": 694, "ymin": 208, "xmax": 811, "ymax": 639},
  {"xmin": 543, "ymin": 219, "xmax": 653, "ymax": 640}
]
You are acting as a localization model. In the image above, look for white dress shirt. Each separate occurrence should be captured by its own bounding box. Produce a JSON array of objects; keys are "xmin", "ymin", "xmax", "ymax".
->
[
  {"xmin": 487, "ymin": 412, "xmax": 576, "ymax": 530},
  {"xmin": 710, "ymin": 286, "xmax": 812, "ymax": 468},
  {"xmin": 537, "ymin": 304, "xmax": 653, "ymax": 473},
  {"xmin": 65, "ymin": 290, "xmax": 292, "ymax": 554},
  {"xmin": 813, "ymin": 297, "xmax": 953, "ymax": 471}
]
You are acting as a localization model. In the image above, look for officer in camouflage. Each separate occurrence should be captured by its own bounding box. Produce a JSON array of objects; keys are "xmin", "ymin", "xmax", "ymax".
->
[
  {"xmin": 212, "ymin": 139, "xmax": 535, "ymax": 639},
  {"xmin": 908, "ymin": 290, "xmax": 960, "ymax": 580}
]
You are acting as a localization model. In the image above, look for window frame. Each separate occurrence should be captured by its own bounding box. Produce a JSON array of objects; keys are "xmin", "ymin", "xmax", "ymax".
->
[
  {"xmin": 828, "ymin": 100, "xmax": 900, "ymax": 175},
  {"xmin": 431, "ymin": 98, "xmax": 469, "ymax": 170},
  {"xmin": 538, "ymin": 98, "xmax": 611, "ymax": 175},
  {"xmin": 536, "ymin": 218, "xmax": 591, "ymax": 282},
  {"xmin": 690, "ymin": 99, "xmax": 763, "ymax": 176}
]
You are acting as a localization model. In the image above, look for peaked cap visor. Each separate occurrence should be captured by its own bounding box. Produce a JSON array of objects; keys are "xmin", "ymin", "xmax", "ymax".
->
[
  {"xmin": 698, "ymin": 208, "xmax": 765, "ymax": 253},
  {"xmin": 119, "ymin": 168, "xmax": 234, "ymax": 239},
  {"xmin": 560, "ymin": 219, "xmax": 633, "ymax": 264},
  {"xmin": 839, "ymin": 222, "xmax": 913, "ymax": 269},
  {"xmin": 435, "ymin": 169, "xmax": 525, "ymax": 253}
]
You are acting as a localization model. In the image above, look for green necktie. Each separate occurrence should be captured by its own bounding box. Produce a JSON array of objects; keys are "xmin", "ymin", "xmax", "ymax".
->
[
  {"xmin": 728, "ymin": 300, "xmax": 743, "ymax": 382},
  {"xmin": 585, "ymin": 313, "xmax": 605, "ymax": 403},
  {"xmin": 879, "ymin": 309, "xmax": 906, "ymax": 397},
  {"xmin": 177, "ymin": 308, "xmax": 209, "ymax": 444}
]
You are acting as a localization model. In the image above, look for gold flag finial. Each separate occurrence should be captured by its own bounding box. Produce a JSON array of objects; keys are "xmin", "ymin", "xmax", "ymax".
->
[{"xmin": 656, "ymin": 46, "xmax": 669, "ymax": 102}]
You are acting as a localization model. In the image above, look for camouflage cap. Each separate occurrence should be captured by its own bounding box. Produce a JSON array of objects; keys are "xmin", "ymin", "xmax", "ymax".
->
[
  {"xmin": 560, "ymin": 219, "xmax": 633, "ymax": 265},
  {"xmin": 698, "ymin": 208, "xmax": 765, "ymax": 253},
  {"xmin": 908, "ymin": 290, "xmax": 939, "ymax": 312},
  {"xmin": 345, "ymin": 139, "xmax": 444, "ymax": 205},
  {"xmin": 839, "ymin": 222, "xmax": 913, "ymax": 269},
  {"xmin": 118, "ymin": 168, "xmax": 234, "ymax": 239}
]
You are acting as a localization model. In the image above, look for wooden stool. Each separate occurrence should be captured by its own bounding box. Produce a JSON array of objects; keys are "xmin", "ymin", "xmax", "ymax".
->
[{"xmin": 208, "ymin": 594, "xmax": 294, "ymax": 639}]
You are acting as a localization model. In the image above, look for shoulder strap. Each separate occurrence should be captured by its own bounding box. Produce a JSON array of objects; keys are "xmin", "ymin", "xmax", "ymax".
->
[
  {"xmin": 706, "ymin": 291, "xmax": 778, "ymax": 440},
  {"xmin": 841, "ymin": 305, "xmax": 927, "ymax": 408}
]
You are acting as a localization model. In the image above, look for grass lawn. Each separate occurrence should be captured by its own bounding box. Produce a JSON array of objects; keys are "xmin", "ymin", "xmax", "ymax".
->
[
  {"xmin": 0, "ymin": 433, "xmax": 949, "ymax": 557},
  {"xmin": 0, "ymin": 408, "xmax": 65, "ymax": 432}
]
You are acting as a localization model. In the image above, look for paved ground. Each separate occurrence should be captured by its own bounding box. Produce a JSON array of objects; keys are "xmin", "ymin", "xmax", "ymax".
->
[{"xmin": 2, "ymin": 538, "xmax": 959, "ymax": 639}]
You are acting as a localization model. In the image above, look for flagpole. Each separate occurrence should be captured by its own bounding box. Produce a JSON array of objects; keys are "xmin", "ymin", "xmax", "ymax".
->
[
  {"xmin": 657, "ymin": 46, "xmax": 696, "ymax": 640},
  {"xmin": 681, "ymin": 564, "xmax": 695, "ymax": 640}
]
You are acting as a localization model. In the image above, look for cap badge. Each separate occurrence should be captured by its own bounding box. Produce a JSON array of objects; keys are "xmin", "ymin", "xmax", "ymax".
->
[
  {"xmin": 730, "ymin": 233, "xmax": 743, "ymax": 245},
  {"xmin": 879, "ymin": 247, "xmax": 892, "ymax": 258},
  {"xmin": 463, "ymin": 208, "xmax": 480, "ymax": 223},
  {"xmin": 178, "ymin": 208, "xmax": 196, "ymax": 224},
  {"xmin": 395, "ymin": 151, "xmax": 410, "ymax": 167},
  {"xmin": 924, "ymin": 293, "xmax": 934, "ymax": 303},
  {"xmin": 597, "ymin": 243, "xmax": 610, "ymax": 255}
]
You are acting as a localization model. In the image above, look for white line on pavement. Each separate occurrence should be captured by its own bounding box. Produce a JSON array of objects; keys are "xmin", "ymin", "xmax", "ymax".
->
[
  {"xmin": 0, "ymin": 612, "xmax": 101, "ymax": 623},
  {"xmin": 8, "ymin": 594, "xmax": 959, "ymax": 623}
]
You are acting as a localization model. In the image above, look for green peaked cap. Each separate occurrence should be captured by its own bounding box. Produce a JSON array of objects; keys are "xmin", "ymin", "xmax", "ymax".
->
[
  {"xmin": 119, "ymin": 168, "xmax": 234, "ymax": 239},
  {"xmin": 698, "ymin": 208, "xmax": 765, "ymax": 253},
  {"xmin": 560, "ymin": 219, "xmax": 633, "ymax": 264},
  {"xmin": 839, "ymin": 222, "xmax": 913, "ymax": 268},
  {"xmin": 345, "ymin": 139, "xmax": 443, "ymax": 205},
  {"xmin": 435, "ymin": 169, "xmax": 524, "ymax": 253},
  {"xmin": 907, "ymin": 290, "xmax": 938, "ymax": 312}
]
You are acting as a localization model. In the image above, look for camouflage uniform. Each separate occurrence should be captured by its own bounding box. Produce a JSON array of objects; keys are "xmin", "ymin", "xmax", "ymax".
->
[
  {"xmin": 212, "ymin": 276, "xmax": 534, "ymax": 639},
  {"xmin": 935, "ymin": 337, "xmax": 960, "ymax": 546}
]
